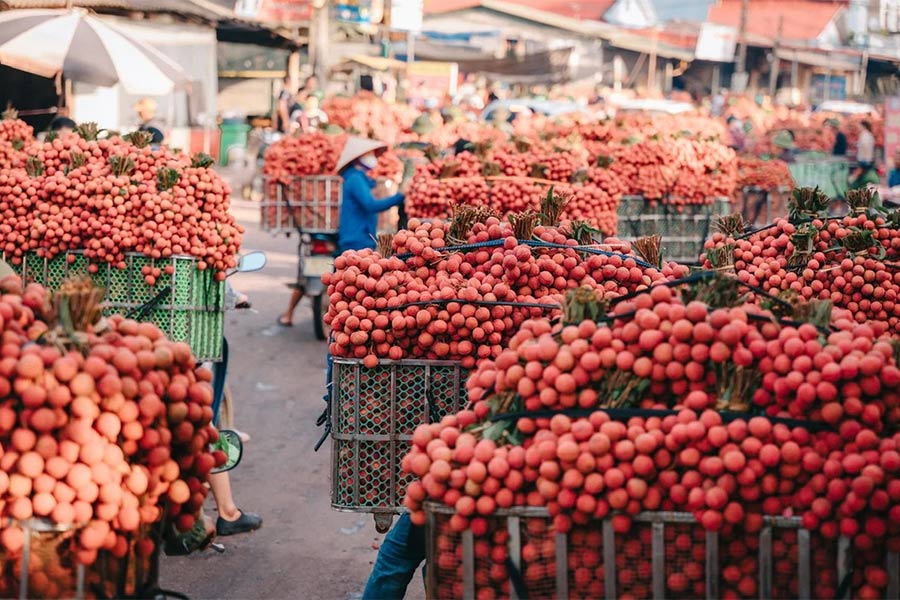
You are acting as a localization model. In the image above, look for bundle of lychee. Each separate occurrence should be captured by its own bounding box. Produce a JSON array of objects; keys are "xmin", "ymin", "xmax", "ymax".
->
[
  {"xmin": 403, "ymin": 280, "xmax": 900, "ymax": 598},
  {"xmin": 413, "ymin": 410, "xmax": 863, "ymax": 600},
  {"xmin": 735, "ymin": 156, "xmax": 794, "ymax": 191},
  {"xmin": 593, "ymin": 136, "xmax": 738, "ymax": 206},
  {"xmin": 702, "ymin": 187, "xmax": 900, "ymax": 336},
  {"xmin": 405, "ymin": 152, "xmax": 620, "ymax": 234},
  {"xmin": 324, "ymin": 202, "xmax": 686, "ymax": 368},
  {"xmin": 321, "ymin": 92, "xmax": 418, "ymax": 145},
  {"xmin": 262, "ymin": 131, "xmax": 346, "ymax": 184},
  {"xmin": 0, "ymin": 108, "xmax": 32, "ymax": 170},
  {"xmin": 0, "ymin": 125, "xmax": 242, "ymax": 278},
  {"xmin": 0, "ymin": 275, "xmax": 222, "ymax": 565}
]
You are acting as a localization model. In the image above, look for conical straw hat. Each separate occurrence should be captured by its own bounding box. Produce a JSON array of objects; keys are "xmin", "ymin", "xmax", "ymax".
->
[{"xmin": 336, "ymin": 136, "xmax": 387, "ymax": 173}]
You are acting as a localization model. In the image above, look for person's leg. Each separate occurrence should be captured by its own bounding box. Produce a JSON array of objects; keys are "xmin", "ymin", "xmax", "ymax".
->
[
  {"xmin": 362, "ymin": 514, "xmax": 426, "ymax": 600},
  {"xmin": 208, "ymin": 471, "xmax": 263, "ymax": 535},
  {"xmin": 279, "ymin": 287, "xmax": 303, "ymax": 326}
]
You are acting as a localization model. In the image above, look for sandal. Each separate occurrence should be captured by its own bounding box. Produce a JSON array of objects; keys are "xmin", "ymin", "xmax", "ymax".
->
[{"xmin": 276, "ymin": 316, "xmax": 293, "ymax": 327}]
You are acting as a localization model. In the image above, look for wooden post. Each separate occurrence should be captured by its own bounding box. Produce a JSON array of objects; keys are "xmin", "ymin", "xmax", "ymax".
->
[
  {"xmin": 769, "ymin": 16, "xmax": 783, "ymax": 97},
  {"xmin": 309, "ymin": 0, "xmax": 330, "ymax": 83},
  {"xmin": 407, "ymin": 31, "xmax": 416, "ymax": 64},
  {"xmin": 287, "ymin": 50, "xmax": 301, "ymax": 94},
  {"xmin": 859, "ymin": 49, "xmax": 869, "ymax": 96},
  {"xmin": 791, "ymin": 54, "xmax": 799, "ymax": 89},
  {"xmin": 647, "ymin": 27, "xmax": 659, "ymax": 92},
  {"xmin": 733, "ymin": 0, "xmax": 749, "ymax": 90}
]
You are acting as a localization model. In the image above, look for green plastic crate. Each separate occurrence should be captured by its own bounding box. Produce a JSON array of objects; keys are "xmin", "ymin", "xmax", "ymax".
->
[{"xmin": 7, "ymin": 251, "xmax": 224, "ymax": 362}]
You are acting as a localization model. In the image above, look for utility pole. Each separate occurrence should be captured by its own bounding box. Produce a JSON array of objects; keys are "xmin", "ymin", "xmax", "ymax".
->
[{"xmin": 733, "ymin": 0, "xmax": 749, "ymax": 92}]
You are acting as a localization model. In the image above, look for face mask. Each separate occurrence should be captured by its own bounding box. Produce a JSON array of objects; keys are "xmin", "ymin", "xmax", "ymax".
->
[{"xmin": 358, "ymin": 154, "xmax": 377, "ymax": 169}]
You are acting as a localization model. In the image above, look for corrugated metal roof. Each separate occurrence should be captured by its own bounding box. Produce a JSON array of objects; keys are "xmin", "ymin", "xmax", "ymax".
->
[
  {"xmin": 707, "ymin": 0, "xmax": 844, "ymax": 43},
  {"xmin": 425, "ymin": 0, "xmax": 615, "ymax": 23}
]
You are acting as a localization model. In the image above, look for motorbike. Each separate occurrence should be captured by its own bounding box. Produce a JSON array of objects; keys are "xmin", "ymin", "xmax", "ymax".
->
[
  {"xmin": 128, "ymin": 251, "xmax": 268, "ymax": 558},
  {"xmin": 296, "ymin": 232, "xmax": 337, "ymax": 341}
]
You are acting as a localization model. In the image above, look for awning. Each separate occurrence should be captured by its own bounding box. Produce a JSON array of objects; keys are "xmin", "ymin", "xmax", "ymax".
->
[
  {"xmin": 407, "ymin": 46, "xmax": 574, "ymax": 83},
  {"xmin": 774, "ymin": 48, "xmax": 861, "ymax": 71},
  {"xmin": 335, "ymin": 54, "xmax": 406, "ymax": 71},
  {"xmin": 606, "ymin": 32, "xmax": 695, "ymax": 62}
]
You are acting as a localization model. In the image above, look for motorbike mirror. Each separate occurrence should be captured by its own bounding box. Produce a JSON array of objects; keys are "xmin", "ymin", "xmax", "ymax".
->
[
  {"xmin": 210, "ymin": 429, "xmax": 243, "ymax": 474},
  {"xmin": 237, "ymin": 251, "xmax": 267, "ymax": 273}
]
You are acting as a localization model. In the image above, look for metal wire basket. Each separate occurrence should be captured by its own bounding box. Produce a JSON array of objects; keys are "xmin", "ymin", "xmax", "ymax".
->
[
  {"xmin": 259, "ymin": 176, "xmax": 297, "ymax": 235},
  {"xmin": 293, "ymin": 175, "xmax": 342, "ymax": 233},
  {"xmin": 330, "ymin": 358, "xmax": 470, "ymax": 532},
  {"xmin": 737, "ymin": 186, "xmax": 792, "ymax": 227},
  {"xmin": 425, "ymin": 503, "xmax": 899, "ymax": 600},
  {"xmin": 616, "ymin": 196, "xmax": 731, "ymax": 263}
]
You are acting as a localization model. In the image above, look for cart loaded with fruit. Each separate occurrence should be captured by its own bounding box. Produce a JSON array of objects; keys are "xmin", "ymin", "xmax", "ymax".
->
[
  {"xmin": 327, "ymin": 185, "xmax": 900, "ymax": 599},
  {"xmin": 0, "ymin": 115, "xmax": 243, "ymax": 596}
]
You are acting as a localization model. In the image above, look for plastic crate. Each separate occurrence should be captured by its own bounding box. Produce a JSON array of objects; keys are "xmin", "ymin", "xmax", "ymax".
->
[
  {"xmin": 616, "ymin": 196, "xmax": 731, "ymax": 263},
  {"xmin": 425, "ymin": 505, "xmax": 896, "ymax": 600},
  {"xmin": 331, "ymin": 358, "xmax": 469, "ymax": 531},
  {"xmin": 0, "ymin": 518, "xmax": 157, "ymax": 599},
  {"xmin": 8, "ymin": 251, "xmax": 224, "ymax": 362}
]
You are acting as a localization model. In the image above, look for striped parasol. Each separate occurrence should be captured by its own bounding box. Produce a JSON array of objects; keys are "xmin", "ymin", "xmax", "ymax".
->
[{"xmin": 0, "ymin": 8, "xmax": 190, "ymax": 95}]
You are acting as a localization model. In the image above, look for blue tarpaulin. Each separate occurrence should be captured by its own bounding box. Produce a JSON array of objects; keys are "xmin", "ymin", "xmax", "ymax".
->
[{"xmin": 420, "ymin": 30, "xmax": 500, "ymax": 42}]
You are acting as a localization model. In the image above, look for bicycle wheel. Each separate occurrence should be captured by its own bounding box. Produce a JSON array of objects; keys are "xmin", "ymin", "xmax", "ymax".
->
[{"xmin": 312, "ymin": 294, "xmax": 327, "ymax": 341}]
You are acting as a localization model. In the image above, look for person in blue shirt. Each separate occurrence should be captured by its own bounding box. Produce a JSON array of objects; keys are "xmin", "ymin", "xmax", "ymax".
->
[
  {"xmin": 889, "ymin": 149, "xmax": 900, "ymax": 189},
  {"xmin": 278, "ymin": 137, "xmax": 404, "ymax": 327},
  {"xmin": 336, "ymin": 138, "xmax": 405, "ymax": 252}
]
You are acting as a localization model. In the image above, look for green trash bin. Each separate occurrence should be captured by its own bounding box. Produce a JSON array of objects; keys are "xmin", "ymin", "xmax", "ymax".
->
[{"xmin": 218, "ymin": 120, "xmax": 250, "ymax": 166}]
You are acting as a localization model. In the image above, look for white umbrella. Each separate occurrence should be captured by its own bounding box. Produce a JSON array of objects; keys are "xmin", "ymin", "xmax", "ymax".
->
[{"xmin": 0, "ymin": 8, "xmax": 190, "ymax": 95}]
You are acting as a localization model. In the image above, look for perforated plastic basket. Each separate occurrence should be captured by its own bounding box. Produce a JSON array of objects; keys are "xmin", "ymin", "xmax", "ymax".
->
[
  {"xmin": 0, "ymin": 518, "xmax": 158, "ymax": 599},
  {"xmin": 331, "ymin": 358, "xmax": 470, "ymax": 531},
  {"xmin": 425, "ymin": 505, "xmax": 897, "ymax": 600},
  {"xmin": 616, "ymin": 196, "xmax": 731, "ymax": 263},
  {"xmin": 8, "ymin": 251, "xmax": 224, "ymax": 362}
]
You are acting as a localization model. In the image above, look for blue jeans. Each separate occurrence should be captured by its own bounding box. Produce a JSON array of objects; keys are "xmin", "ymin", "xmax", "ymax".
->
[{"xmin": 362, "ymin": 513, "xmax": 426, "ymax": 600}]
